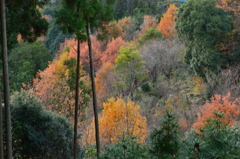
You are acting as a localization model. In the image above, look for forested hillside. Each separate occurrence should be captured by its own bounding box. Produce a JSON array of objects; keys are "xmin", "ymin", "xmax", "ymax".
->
[{"xmin": 1, "ymin": 0, "xmax": 240, "ymax": 158}]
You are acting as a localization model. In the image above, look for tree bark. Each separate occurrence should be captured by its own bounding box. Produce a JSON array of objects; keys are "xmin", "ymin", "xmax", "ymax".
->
[
  {"xmin": 0, "ymin": 0, "xmax": 13, "ymax": 158},
  {"xmin": 86, "ymin": 17, "xmax": 100, "ymax": 157},
  {"xmin": 0, "ymin": 93, "xmax": 3, "ymax": 159},
  {"xmin": 74, "ymin": 39, "xmax": 80, "ymax": 159}
]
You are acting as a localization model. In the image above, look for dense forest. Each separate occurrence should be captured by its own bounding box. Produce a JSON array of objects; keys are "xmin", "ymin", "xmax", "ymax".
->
[{"xmin": 0, "ymin": 0, "xmax": 240, "ymax": 158}]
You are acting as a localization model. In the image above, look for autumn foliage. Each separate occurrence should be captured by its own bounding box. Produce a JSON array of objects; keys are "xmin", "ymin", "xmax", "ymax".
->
[
  {"xmin": 95, "ymin": 62, "xmax": 116, "ymax": 106},
  {"xmin": 101, "ymin": 37, "xmax": 126, "ymax": 64},
  {"xmin": 139, "ymin": 15, "xmax": 158, "ymax": 36},
  {"xmin": 158, "ymin": 4, "xmax": 178, "ymax": 39},
  {"xmin": 193, "ymin": 92, "xmax": 240, "ymax": 133},
  {"xmin": 29, "ymin": 45, "xmax": 90, "ymax": 123},
  {"xmin": 83, "ymin": 97, "xmax": 148, "ymax": 147},
  {"xmin": 106, "ymin": 18, "xmax": 131, "ymax": 39}
]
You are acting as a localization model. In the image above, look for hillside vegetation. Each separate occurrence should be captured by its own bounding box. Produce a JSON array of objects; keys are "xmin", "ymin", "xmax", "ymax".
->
[{"xmin": 1, "ymin": 0, "xmax": 240, "ymax": 158}]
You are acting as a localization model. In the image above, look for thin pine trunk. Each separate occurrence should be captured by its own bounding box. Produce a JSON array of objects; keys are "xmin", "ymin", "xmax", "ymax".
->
[
  {"xmin": 74, "ymin": 39, "xmax": 80, "ymax": 159},
  {"xmin": 0, "ymin": 93, "xmax": 3, "ymax": 159},
  {"xmin": 86, "ymin": 17, "xmax": 100, "ymax": 157},
  {"xmin": 0, "ymin": 0, "xmax": 13, "ymax": 158}
]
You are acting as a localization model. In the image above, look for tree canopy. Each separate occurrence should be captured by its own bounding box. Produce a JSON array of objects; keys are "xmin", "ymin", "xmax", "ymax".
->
[
  {"xmin": 176, "ymin": 0, "xmax": 233, "ymax": 79},
  {"xmin": 10, "ymin": 92, "xmax": 77, "ymax": 158},
  {"xmin": 9, "ymin": 41, "xmax": 52, "ymax": 90},
  {"xmin": 0, "ymin": 0, "xmax": 48, "ymax": 50}
]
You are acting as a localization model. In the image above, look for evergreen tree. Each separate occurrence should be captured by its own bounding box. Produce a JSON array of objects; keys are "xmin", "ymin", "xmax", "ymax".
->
[
  {"xmin": 100, "ymin": 136, "xmax": 147, "ymax": 159},
  {"xmin": 149, "ymin": 111, "xmax": 180, "ymax": 159},
  {"xmin": 55, "ymin": 0, "xmax": 115, "ymax": 157},
  {"xmin": 9, "ymin": 42, "xmax": 52, "ymax": 90},
  {"xmin": 1, "ymin": 1, "xmax": 12, "ymax": 158},
  {"xmin": 176, "ymin": 0, "xmax": 233, "ymax": 79},
  {"xmin": 0, "ymin": 0, "xmax": 48, "ymax": 50},
  {"xmin": 10, "ymin": 92, "xmax": 78, "ymax": 158},
  {"xmin": 180, "ymin": 114, "xmax": 240, "ymax": 158},
  {"xmin": 42, "ymin": 0, "xmax": 73, "ymax": 55}
]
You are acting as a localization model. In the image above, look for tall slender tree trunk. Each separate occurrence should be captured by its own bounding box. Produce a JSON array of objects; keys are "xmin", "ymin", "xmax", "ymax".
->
[
  {"xmin": 0, "ymin": 93, "xmax": 3, "ymax": 159},
  {"xmin": 86, "ymin": 17, "xmax": 100, "ymax": 157},
  {"xmin": 0, "ymin": 1, "xmax": 13, "ymax": 158},
  {"xmin": 74, "ymin": 39, "xmax": 81, "ymax": 159}
]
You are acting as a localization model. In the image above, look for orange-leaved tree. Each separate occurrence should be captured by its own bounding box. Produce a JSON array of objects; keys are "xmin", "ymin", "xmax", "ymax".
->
[
  {"xmin": 158, "ymin": 4, "xmax": 178, "ymax": 39},
  {"xmin": 193, "ymin": 92, "xmax": 240, "ymax": 133},
  {"xmin": 139, "ymin": 15, "xmax": 158, "ymax": 37},
  {"xmin": 95, "ymin": 62, "xmax": 116, "ymax": 106},
  {"xmin": 29, "ymin": 45, "xmax": 91, "ymax": 123},
  {"xmin": 101, "ymin": 37, "xmax": 126, "ymax": 64},
  {"xmin": 66, "ymin": 36, "xmax": 103, "ymax": 70},
  {"xmin": 83, "ymin": 97, "xmax": 148, "ymax": 147}
]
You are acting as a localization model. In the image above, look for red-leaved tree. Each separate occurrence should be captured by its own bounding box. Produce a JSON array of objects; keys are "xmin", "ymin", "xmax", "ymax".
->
[{"xmin": 193, "ymin": 92, "xmax": 240, "ymax": 133}]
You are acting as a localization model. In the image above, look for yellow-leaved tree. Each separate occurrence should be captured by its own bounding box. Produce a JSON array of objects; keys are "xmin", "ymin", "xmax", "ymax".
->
[{"xmin": 83, "ymin": 97, "xmax": 147, "ymax": 147}]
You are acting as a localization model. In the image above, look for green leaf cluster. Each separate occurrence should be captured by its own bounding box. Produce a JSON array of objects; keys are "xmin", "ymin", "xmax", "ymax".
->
[
  {"xmin": 55, "ymin": 0, "xmax": 115, "ymax": 40},
  {"xmin": 180, "ymin": 118, "xmax": 240, "ymax": 158},
  {"xmin": 8, "ymin": 41, "xmax": 52, "ymax": 91},
  {"xmin": 114, "ymin": 42, "xmax": 148, "ymax": 95},
  {"xmin": 0, "ymin": 0, "xmax": 49, "ymax": 50},
  {"xmin": 138, "ymin": 25, "xmax": 162, "ymax": 46},
  {"xmin": 113, "ymin": 0, "xmax": 159, "ymax": 20},
  {"xmin": 9, "ymin": 91, "xmax": 79, "ymax": 158},
  {"xmin": 63, "ymin": 57, "xmax": 91, "ymax": 106},
  {"xmin": 176, "ymin": 0, "xmax": 233, "ymax": 79},
  {"xmin": 100, "ymin": 136, "xmax": 147, "ymax": 159},
  {"xmin": 99, "ymin": 111, "xmax": 240, "ymax": 159}
]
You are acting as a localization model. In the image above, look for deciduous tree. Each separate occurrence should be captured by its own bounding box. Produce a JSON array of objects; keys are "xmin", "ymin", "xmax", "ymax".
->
[
  {"xmin": 95, "ymin": 62, "xmax": 116, "ymax": 106},
  {"xmin": 140, "ymin": 39, "xmax": 184, "ymax": 81},
  {"xmin": 138, "ymin": 25, "xmax": 162, "ymax": 45},
  {"xmin": 157, "ymin": 4, "xmax": 178, "ymax": 39},
  {"xmin": 29, "ymin": 46, "xmax": 91, "ymax": 122},
  {"xmin": 83, "ymin": 97, "xmax": 147, "ymax": 147},
  {"xmin": 56, "ymin": 1, "xmax": 115, "ymax": 155},
  {"xmin": 101, "ymin": 37, "xmax": 126, "ymax": 64},
  {"xmin": 193, "ymin": 92, "xmax": 240, "ymax": 134},
  {"xmin": 114, "ymin": 42, "xmax": 148, "ymax": 97}
]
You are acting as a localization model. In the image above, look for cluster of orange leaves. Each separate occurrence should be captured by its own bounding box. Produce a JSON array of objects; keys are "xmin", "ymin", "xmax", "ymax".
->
[
  {"xmin": 28, "ymin": 41, "xmax": 88, "ymax": 123},
  {"xmin": 193, "ymin": 92, "xmax": 240, "ymax": 134},
  {"xmin": 101, "ymin": 37, "xmax": 126, "ymax": 64},
  {"xmin": 157, "ymin": 4, "xmax": 178, "ymax": 39},
  {"xmin": 138, "ymin": 15, "xmax": 158, "ymax": 36},
  {"xmin": 95, "ymin": 62, "xmax": 115, "ymax": 106},
  {"xmin": 82, "ymin": 97, "xmax": 148, "ymax": 147}
]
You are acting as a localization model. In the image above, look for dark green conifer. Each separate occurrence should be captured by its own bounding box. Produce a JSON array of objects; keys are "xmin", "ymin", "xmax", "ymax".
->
[{"xmin": 149, "ymin": 111, "xmax": 180, "ymax": 159}]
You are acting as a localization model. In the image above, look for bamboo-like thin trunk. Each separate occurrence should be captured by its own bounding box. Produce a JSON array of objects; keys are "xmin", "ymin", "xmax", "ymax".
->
[
  {"xmin": 0, "ymin": 0, "xmax": 13, "ymax": 158},
  {"xmin": 86, "ymin": 17, "xmax": 100, "ymax": 157},
  {"xmin": 0, "ymin": 93, "xmax": 3, "ymax": 159},
  {"xmin": 74, "ymin": 39, "xmax": 80, "ymax": 159}
]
